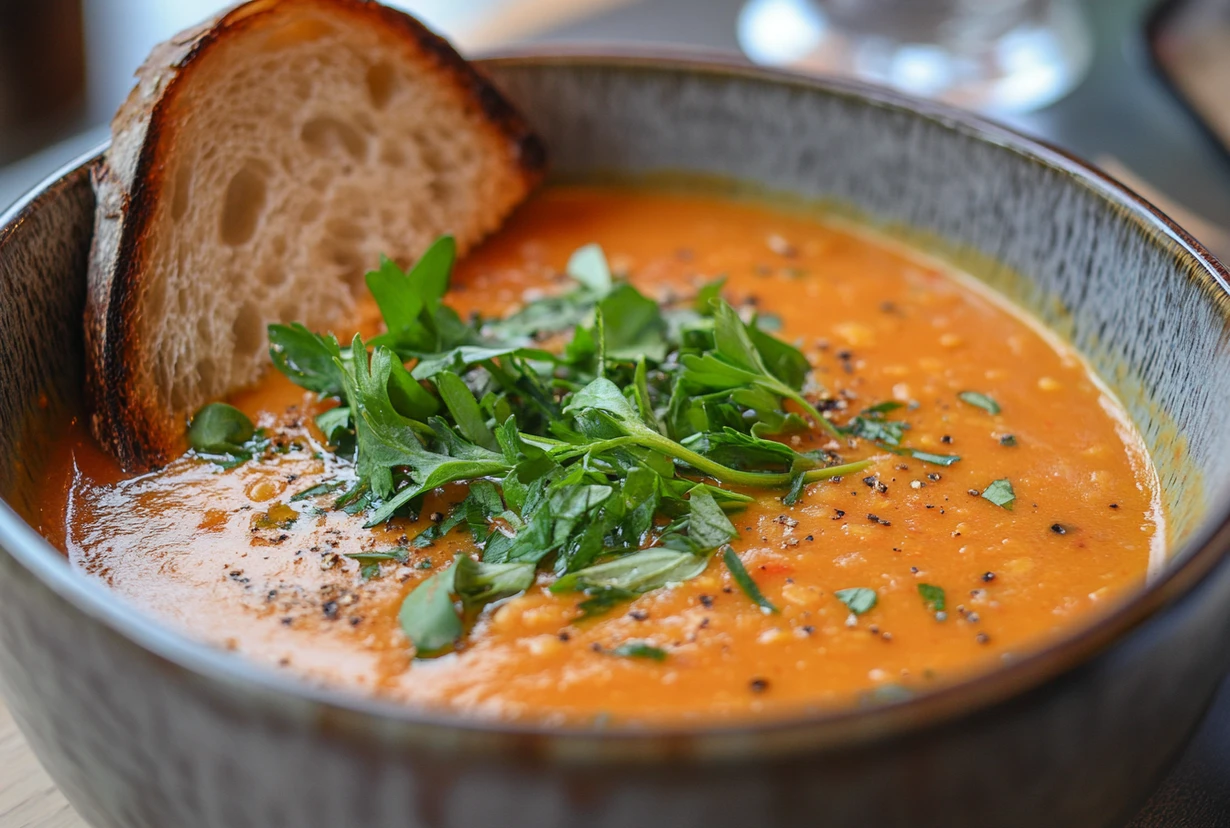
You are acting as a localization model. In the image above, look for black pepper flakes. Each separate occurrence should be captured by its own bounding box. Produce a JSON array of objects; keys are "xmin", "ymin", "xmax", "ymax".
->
[
  {"xmin": 1050, "ymin": 523, "xmax": 1068, "ymax": 535},
  {"xmin": 941, "ymin": 435, "xmax": 953, "ymax": 444},
  {"xmin": 749, "ymin": 678, "xmax": 770, "ymax": 694},
  {"xmin": 976, "ymin": 633, "xmax": 991, "ymax": 645},
  {"xmin": 982, "ymin": 572, "xmax": 996, "ymax": 582},
  {"xmin": 927, "ymin": 473, "xmax": 942, "ymax": 482},
  {"xmin": 628, "ymin": 609, "xmax": 650, "ymax": 622}
]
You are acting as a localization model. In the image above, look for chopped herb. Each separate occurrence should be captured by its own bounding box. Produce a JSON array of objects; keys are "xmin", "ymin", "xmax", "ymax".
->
[
  {"xmin": 188, "ymin": 402, "xmax": 264, "ymax": 465},
  {"xmin": 722, "ymin": 546, "xmax": 778, "ymax": 613},
  {"xmin": 981, "ymin": 478, "xmax": 1016, "ymax": 510},
  {"xmin": 398, "ymin": 562, "xmax": 462, "ymax": 657},
  {"xmin": 250, "ymin": 237, "xmax": 895, "ymax": 653},
  {"xmin": 575, "ymin": 586, "xmax": 639, "ymax": 620},
  {"xmin": 783, "ymin": 473, "xmax": 807, "ymax": 506},
  {"xmin": 904, "ymin": 450, "xmax": 961, "ymax": 467},
  {"xmin": 918, "ymin": 583, "xmax": 946, "ymax": 613},
  {"xmin": 835, "ymin": 587, "xmax": 877, "ymax": 615},
  {"xmin": 346, "ymin": 548, "xmax": 410, "ymax": 565},
  {"xmin": 290, "ymin": 481, "xmax": 345, "ymax": 501},
  {"xmin": 958, "ymin": 391, "xmax": 1001, "ymax": 415},
  {"xmin": 606, "ymin": 641, "xmax": 668, "ymax": 661}
]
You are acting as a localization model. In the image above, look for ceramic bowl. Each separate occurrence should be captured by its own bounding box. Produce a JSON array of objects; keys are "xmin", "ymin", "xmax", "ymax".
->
[{"xmin": 0, "ymin": 53, "xmax": 1228, "ymax": 828}]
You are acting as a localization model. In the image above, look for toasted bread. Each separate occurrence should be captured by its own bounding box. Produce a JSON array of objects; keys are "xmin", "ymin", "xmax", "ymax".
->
[{"xmin": 86, "ymin": 0, "xmax": 545, "ymax": 471}]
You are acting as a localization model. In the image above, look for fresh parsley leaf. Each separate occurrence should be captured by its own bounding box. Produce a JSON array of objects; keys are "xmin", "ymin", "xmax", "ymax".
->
[
  {"xmin": 682, "ymin": 427, "xmax": 815, "ymax": 473},
  {"xmin": 722, "ymin": 546, "xmax": 778, "ymax": 613},
  {"xmin": 843, "ymin": 413, "xmax": 908, "ymax": 446},
  {"xmin": 958, "ymin": 391, "xmax": 1001, "ymax": 415},
  {"xmin": 386, "ymin": 357, "xmax": 440, "ymax": 421},
  {"xmin": 918, "ymin": 583, "xmax": 946, "ymax": 613},
  {"xmin": 567, "ymin": 243, "xmax": 613, "ymax": 294},
  {"xmin": 188, "ymin": 403, "xmax": 255, "ymax": 455},
  {"xmin": 981, "ymin": 478, "xmax": 1015, "ymax": 510},
  {"xmin": 290, "ymin": 481, "xmax": 344, "ymax": 501},
  {"xmin": 409, "ymin": 345, "xmax": 553, "ymax": 381},
  {"xmin": 398, "ymin": 560, "xmax": 462, "ymax": 657},
  {"xmin": 576, "ymin": 586, "xmax": 638, "ymax": 619},
  {"xmin": 453, "ymin": 554, "xmax": 535, "ymax": 608},
  {"xmin": 748, "ymin": 322, "xmax": 809, "ymax": 390},
  {"xmin": 268, "ymin": 324, "xmax": 346, "ymax": 396},
  {"xmin": 680, "ymin": 301, "xmax": 838, "ymax": 437},
  {"xmin": 783, "ymin": 473, "xmax": 807, "ymax": 506},
  {"xmin": 686, "ymin": 487, "xmax": 738, "ymax": 550},
  {"xmin": 314, "ymin": 407, "xmax": 352, "ymax": 445},
  {"xmin": 552, "ymin": 547, "xmax": 709, "ymax": 595},
  {"xmin": 435, "ymin": 371, "xmax": 497, "ymax": 450},
  {"xmin": 904, "ymin": 450, "xmax": 961, "ymax": 467},
  {"xmin": 346, "ymin": 548, "xmax": 410, "ymax": 564},
  {"xmin": 599, "ymin": 284, "xmax": 667, "ymax": 362},
  {"xmin": 607, "ymin": 641, "xmax": 668, "ymax": 661},
  {"xmin": 835, "ymin": 587, "xmax": 878, "ymax": 615},
  {"xmin": 693, "ymin": 276, "xmax": 726, "ymax": 314},
  {"xmin": 365, "ymin": 239, "xmax": 460, "ymax": 354}
]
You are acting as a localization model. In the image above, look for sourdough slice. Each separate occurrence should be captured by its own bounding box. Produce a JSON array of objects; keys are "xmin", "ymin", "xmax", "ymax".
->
[{"xmin": 86, "ymin": 0, "xmax": 546, "ymax": 471}]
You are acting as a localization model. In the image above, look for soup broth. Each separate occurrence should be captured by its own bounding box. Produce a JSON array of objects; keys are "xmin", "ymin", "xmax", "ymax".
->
[{"xmin": 34, "ymin": 187, "xmax": 1161, "ymax": 724}]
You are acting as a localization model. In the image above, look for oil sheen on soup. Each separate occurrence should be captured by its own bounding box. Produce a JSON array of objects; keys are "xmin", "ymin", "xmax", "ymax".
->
[{"xmin": 36, "ymin": 186, "xmax": 1163, "ymax": 724}]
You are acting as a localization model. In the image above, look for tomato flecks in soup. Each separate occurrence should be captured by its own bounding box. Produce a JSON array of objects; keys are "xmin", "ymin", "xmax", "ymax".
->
[{"xmin": 37, "ymin": 187, "xmax": 1162, "ymax": 724}]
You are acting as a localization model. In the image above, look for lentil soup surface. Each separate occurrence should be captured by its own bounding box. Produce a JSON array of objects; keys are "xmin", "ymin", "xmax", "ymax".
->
[{"xmin": 36, "ymin": 187, "xmax": 1162, "ymax": 724}]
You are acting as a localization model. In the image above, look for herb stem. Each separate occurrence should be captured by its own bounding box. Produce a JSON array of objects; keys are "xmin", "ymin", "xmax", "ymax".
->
[
  {"xmin": 633, "ymin": 425, "xmax": 873, "ymax": 488},
  {"xmin": 783, "ymin": 388, "xmax": 844, "ymax": 440}
]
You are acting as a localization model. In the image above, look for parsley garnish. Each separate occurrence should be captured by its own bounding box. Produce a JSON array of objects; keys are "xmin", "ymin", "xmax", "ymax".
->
[
  {"xmin": 606, "ymin": 641, "xmax": 669, "ymax": 661},
  {"xmin": 918, "ymin": 583, "xmax": 946, "ymax": 613},
  {"xmin": 187, "ymin": 403, "xmax": 268, "ymax": 467},
  {"xmin": 840, "ymin": 403, "xmax": 961, "ymax": 466},
  {"xmin": 835, "ymin": 587, "xmax": 878, "ymax": 615},
  {"xmin": 198, "ymin": 236, "xmax": 1008, "ymax": 655},
  {"xmin": 722, "ymin": 546, "xmax": 778, "ymax": 613},
  {"xmin": 981, "ymin": 478, "xmax": 1016, "ymax": 510},
  {"xmin": 958, "ymin": 391, "xmax": 1001, "ymax": 415}
]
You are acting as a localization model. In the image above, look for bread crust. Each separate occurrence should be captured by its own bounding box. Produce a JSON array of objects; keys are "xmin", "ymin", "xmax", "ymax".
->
[{"xmin": 86, "ymin": 0, "xmax": 546, "ymax": 471}]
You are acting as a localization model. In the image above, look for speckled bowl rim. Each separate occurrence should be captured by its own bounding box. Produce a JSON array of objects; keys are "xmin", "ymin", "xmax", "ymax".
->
[{"xmin": 2, "ymin": 50, "xmax": 1229, "ymax": 759}]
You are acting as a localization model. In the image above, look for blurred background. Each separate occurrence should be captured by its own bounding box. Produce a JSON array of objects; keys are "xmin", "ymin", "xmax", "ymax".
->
[
  {"xmin": 4, "ymin": 0, "xmax": 1230, "ymax": 251},
  {"xmin": 2, "ymin": 1, "xmax": 1230, "ymax": 822}
]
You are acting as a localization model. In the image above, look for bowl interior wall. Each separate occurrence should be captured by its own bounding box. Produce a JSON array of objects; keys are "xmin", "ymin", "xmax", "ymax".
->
[{"xmin": 0, "ymin": 56, "xmax": 1227, "ymax": 574}]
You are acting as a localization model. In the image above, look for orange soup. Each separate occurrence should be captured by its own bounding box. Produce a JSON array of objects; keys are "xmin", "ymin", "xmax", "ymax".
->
[{"xmin": 34, "ymin": 187, "xmax": 1162, "ymax": 724}]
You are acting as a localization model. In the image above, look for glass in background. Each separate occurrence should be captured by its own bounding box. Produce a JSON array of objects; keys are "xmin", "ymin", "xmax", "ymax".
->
[{"xmin": 737, "ymin": 0, "xmax": 1093, "ymax": 114}]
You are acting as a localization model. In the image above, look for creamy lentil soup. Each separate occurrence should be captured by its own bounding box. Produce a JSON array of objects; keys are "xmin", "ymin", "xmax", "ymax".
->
[{"xmin": 35, "ymin": 187, "xmax": 1161, "ymax": 724}]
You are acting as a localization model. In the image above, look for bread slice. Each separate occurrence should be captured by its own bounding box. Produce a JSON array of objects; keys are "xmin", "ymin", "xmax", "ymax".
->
[{"xmin": 86, "ymin": 0, "xmax": 546, "ymax": 471}]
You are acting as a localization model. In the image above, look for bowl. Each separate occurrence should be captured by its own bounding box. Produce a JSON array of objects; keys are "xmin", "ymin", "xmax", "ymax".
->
[{"xmin": 0, "ymin": 52, "xmax": 1228, "ymax": 828}]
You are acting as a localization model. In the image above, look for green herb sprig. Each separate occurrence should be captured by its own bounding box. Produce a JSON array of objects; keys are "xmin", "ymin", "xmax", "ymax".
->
[{"xmin": 240, "ymin": 237, "xmax": 960, "ymax": 655}]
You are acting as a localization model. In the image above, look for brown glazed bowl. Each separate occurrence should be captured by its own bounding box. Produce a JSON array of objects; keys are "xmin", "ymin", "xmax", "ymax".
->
[{"xmin": 1, "ymin": 53, "xmax": 1229, "ymax": 828}]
